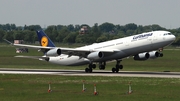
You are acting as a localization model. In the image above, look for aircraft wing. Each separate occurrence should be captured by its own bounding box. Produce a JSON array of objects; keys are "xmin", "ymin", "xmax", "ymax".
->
[
  {"xmin": 59, "ymin": 48, "xmax": 117, "ymax": 58},
  {"xmin": 13, "ymin": 43, "xmax": 116, "ymax": 52},
  {"xmin": 13, "ymin": 43, "xmax": 54, "ymax": 49},
  {"xmin": 13, "ymin": 43, "xmax": 116, "ymax": 57}
]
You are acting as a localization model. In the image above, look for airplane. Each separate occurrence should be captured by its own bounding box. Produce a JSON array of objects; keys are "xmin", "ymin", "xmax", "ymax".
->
[{"xmin": 10, "ymin": 30, "xmax": 175, "ymax": 73}]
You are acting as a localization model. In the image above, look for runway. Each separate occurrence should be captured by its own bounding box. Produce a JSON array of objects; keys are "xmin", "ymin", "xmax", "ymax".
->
[{"xmin": 0, "ymin": 68, "xmax": 180, "ymax": 78}]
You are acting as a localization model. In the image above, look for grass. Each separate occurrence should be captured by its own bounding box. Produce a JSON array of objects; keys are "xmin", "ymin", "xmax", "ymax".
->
[
  {"xmin": 0, "ymin": 44, "xmax": 180, "ymax": 101},
  {"xmin": 0, "ymin": 75, "xmax": 180, "ymax": 101}
]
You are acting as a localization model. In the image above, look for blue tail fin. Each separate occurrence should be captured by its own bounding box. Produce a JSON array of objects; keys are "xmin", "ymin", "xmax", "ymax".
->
[{"xmin": 36, "ymin": 30, "xmax": 56, "ymax": 47}]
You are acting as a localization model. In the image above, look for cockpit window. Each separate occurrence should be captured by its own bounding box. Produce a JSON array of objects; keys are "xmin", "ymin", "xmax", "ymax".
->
[
  {"xmin": 164, "ymin": 33, "xmax": 172, "ymax": 36},
  {"xmin": 168, "ymin": 33, "xmax": 172, "ymax": 35}
]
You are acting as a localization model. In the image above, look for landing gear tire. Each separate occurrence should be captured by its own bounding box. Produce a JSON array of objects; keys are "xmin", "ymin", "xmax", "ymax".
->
[
  {"xmin": 112, "ymin": 67, "xmax": 119, "ymax": 73},
  {"xmin": 89, "ymin": 68, "xmax": 92, "ymax": 73},
  {"xmin": 112, "ymin": 63, "xmax": 123, "ymax": 73},
  {"xmin": 89, "ymin": 64, "xmax": 96, "ymax": 69},
  {"xmin": 99, "ymin": 65, "xmax": 105, "ymax": 70},
  {"xmin": 112, "ymin": 68, "xmax": 116, "ymax": 73},
  {"xmin": 159, "ymin": 53, "xmax": 163, "ymax": 57},
  {"xmin": 85, "ymin": 68, "xmax": 92, "ymax": 73},
  {"xmin": 119, "ymin": 65, "xmax": 123, "ymax": 69},
  {"xmin": 116, "ymin": 68, "xmax": 119, "ymax": 73},
  {"xmin": 85, "ymin": 68, "xmax": 89, "ymax": 73}
]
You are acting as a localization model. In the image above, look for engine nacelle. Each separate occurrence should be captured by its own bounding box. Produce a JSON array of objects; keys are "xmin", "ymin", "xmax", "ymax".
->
[
  {"xmin": 46, "ymin": 48, "xmax": 61, "ymax": 56},
  {"xmin": 149, "ymin": 51, "xmax": 163, "ymax": 59},
  {"xmin": 87, "ymin": 51, "xmax": 104, "ymax": 60},
  {"xmin": 149, "ymin": 51, "xmax": 159, "ymax": 59},
  {"xmin": 134, "ymin": 52, "xmax": 149, "ymax": 61}
]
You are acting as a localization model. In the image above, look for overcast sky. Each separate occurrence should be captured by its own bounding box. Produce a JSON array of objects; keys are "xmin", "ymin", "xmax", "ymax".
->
[{"xmin": 0, "ymin": 0, "xmax": 180, "ymax": 29}]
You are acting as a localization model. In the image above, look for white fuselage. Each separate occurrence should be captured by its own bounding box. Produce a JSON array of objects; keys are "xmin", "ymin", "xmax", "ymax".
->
[{"xmin": 48, "ymin": 31, "xmax": 175, "ymax": 66}]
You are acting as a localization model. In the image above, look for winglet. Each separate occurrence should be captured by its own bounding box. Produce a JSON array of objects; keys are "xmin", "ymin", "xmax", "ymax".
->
[
  {"xmin": 36, "ymin": 30, "xmax": 56, "ymax": 47},
  {"xmin": 4, "ymin": 39, "xmax": 13, "ymax": 45}
]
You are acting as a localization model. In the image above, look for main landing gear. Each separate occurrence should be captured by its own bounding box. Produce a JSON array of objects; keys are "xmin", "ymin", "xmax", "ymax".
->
[
  {"xmin": 85, "ymin": 62, "xmax": 106, "ymax": 73},
  {"xmin": 85, "ymin": 64, "xmax": 96, "ymax": 73},
  {"xmin": 112, "ymin": 60, "xmax": 123, "ymax": 73},
  {"xmin": 99, "ymin": 62, "xmax": 106, "ymax": 70},
  {"xmin": 85, "ymin": 60, "xmax": 123, "ymax": 73}
]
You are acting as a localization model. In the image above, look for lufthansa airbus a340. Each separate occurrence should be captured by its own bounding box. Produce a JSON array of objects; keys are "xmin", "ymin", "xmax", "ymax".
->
[{"xmin": 10, "ymin": 30, "xmax": 175, "ymax": 73}]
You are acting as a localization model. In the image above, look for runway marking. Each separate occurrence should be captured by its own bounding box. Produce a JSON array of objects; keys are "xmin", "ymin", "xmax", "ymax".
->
[{"xmin": 0, "ymin": 68, "xmax": 180, "ymax": 78}]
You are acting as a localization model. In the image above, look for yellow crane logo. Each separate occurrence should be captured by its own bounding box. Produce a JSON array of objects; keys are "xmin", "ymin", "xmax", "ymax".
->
[{"xmin": 41, "ymin": 36, "xmax": 48, "ymax": 47}]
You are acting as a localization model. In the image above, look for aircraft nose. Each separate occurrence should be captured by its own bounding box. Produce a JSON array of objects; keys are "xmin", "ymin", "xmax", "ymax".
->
[{"xmin": 172, "ymin": 34, "xmax": 176, "ymax": 41}]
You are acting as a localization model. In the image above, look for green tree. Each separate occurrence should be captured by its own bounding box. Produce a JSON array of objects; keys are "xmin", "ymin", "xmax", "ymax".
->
[
  {"xmin": 117, "ymin": 31, "xmax": 126, "ymax": 38},
  {"xmin": 126, "ymin": 30, "xmax": 135, "ymax": 35},
  {"xmin": 0, "ymin": 29, "xmax": 5, "ymax": 42},
  {"xmin": 13, "ymin": 31, "xmax": 24, "ymax": 40},
  {"xmin": 91, "ymin": 23, "xmax": 102, "ymax": 38},
  {"xmin": 99, "ymin": 22, "xmax": 115, "ymax": 32},
  {"xmin": 76, "ymin": 34, "xmax": 94, "ymax": 44},
  {"xmin": 10, "ymin": 24, "xmax": 16, "ymax": 30},
  {"xmin": 74, "ymin": 25, "xmax": 81, "ymax": 31},
  {"xmin": 75, "ymin": 34, "xmax": 88, "ymax": 43},
  {"xmin": 96, "ymin": 35, "xmax": 108, "ymax": 43},
  {"xmin": 151, "ymin": 24, "xmax": 165, "ymax": 30},
  {"xmin": 67, "ymin": 24, "xmax": 75, "ymax": 31},
  {"xmin": 45, "ymin": 25, "xmax": 57, "ymax": 41},
  {"xmin": 125, "ymin": 23, "xmax": 137, "ymax": 30},
  {"xmin": 3, "ymin": 31, "xmax": 14, "ymax": 41},
  {"xmin": 23, "ymin": 30, "xmax": 36, "ymax": 43},
  {"xmin": 63, "ymin": 32, "xmax": 77, "ymax": 43},
  {"xmin": 56, "ymin": 25, "xmax": 64, "ymax": 31},
  {"xmin": 56, "ymin": 27, "xmax": 70, "ymax": 42},
  {"xmin": 28, "ymin": 25, "xmax": 42, "ymax": 31}
]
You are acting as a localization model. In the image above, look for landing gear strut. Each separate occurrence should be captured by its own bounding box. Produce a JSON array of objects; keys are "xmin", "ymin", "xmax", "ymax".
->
[
  {"xmin": 99, "ymin": 62, "xmax": 106, "ymax": 70},
  {"xmin": 112, "ymin": 60, "xmax": 123, "ymax": 73},
  {"xmin": 159, "ymin": 48, "xmax": 164, "ymax": 57}
]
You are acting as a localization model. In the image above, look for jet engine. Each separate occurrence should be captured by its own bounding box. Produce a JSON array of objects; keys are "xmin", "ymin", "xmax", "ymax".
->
[
  {"xmin": 134, "ymin": 52, "xmax": 149, "ymax": 60},
  {"xmin": 46, "ymin": 48, "xmax": 61, "ymax": 56},
  {"xmin": 87, "ymin": 51, "xmax": 104, "ymax": 60},
  {"xmin": 149, "ymin": 51, "xmax": 163, "ymax": 59}
]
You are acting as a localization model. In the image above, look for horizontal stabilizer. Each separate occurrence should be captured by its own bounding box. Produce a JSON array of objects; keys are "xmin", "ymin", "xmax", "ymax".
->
[{"xmin": 15, "ymin": 55, "xmax": 49, "ymax": 60}]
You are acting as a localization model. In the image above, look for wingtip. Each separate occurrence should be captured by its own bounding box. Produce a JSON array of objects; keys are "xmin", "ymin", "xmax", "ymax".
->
[{"xmin": 3, "ymin": 39, "xmax": 13, "ymax": 45}]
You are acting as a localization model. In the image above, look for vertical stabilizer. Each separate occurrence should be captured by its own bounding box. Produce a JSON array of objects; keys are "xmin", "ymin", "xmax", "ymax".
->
[{"xmin": 36, "ymin": 30, "xmax": 56, "ymax": 47}]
